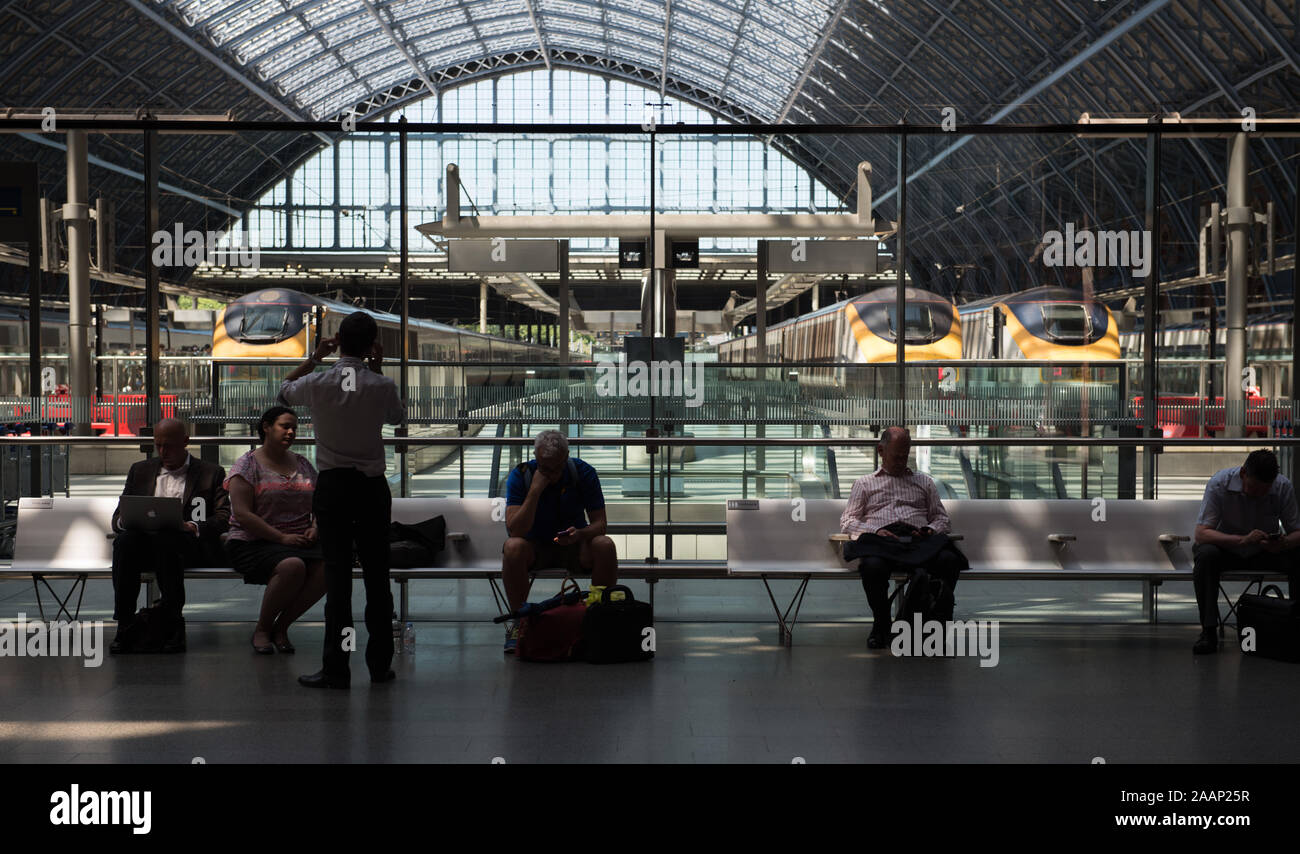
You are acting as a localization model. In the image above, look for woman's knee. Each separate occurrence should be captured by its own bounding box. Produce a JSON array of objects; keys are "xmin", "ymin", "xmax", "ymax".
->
[{"xmin": 273, "ymin": 557, "xmax": 306, "ymax": 581}]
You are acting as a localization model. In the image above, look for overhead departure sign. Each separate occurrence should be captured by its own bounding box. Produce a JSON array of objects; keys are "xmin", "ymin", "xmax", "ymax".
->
[
  {"xmin": 767, "ymin": 239, "xmax": 879, "ymax": 274},
  {"xmin": 447, "ymin": 238, "xmax": 560, "ymax": 273}
]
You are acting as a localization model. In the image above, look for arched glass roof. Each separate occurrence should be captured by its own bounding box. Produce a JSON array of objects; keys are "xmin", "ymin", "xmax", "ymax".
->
[
  {"xmin": 244, "ymin": 68, "xmax": 844, "ymax": 253},
  {"xmin": 168, "ymin": 0, "xmax": 840, "ymax": 122}
]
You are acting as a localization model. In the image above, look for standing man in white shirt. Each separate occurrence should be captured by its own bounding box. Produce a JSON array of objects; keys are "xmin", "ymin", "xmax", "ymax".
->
[
  {"xmin": 840, "ymin": 426, "xmax": 966, "ymax": 648},
  {"xmin": 278, "ymin": 312, "xmax": 405, "ymax": 688}
]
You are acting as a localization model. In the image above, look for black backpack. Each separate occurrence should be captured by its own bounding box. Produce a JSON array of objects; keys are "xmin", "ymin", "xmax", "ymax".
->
[
  {"xmin": 900, "ymin": 572, "xmax": 954, "ymax": 624},
  {"xmin": 388, "ymin": 515, "xmax": 447, "ymax": 568},
  {"xmin": 119, "ymin": 605, "xmax": 186, "ymax": 653},
  {"xmin": 582, "ymin": 585, "xmax": 655, "ymax": 664}
]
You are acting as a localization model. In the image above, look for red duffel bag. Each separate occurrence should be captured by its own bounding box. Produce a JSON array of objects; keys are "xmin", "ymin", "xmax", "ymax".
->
[{"xmin": 516, "ymin": 579, "xmax": 587, "ymax": 662}]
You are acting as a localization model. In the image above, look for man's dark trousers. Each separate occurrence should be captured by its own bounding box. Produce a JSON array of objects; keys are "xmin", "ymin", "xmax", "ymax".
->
[
  {"xmin": 112, "ymin": 529, "xmax": 205, "ymax": 622},
  {"xmin": 1193, "ymin": 543, "xmax": 1300, "ymax": 630},
  {"xmin": 859, "ymin": 550, "xmax": 962, "ymax": 628},
  {"xmin": 314, "ymin": 468, "xmax": 393, "ymax": 679}
]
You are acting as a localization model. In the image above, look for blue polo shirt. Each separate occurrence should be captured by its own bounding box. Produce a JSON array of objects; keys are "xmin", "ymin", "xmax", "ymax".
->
[
  {"xmin": 1197, "ymin": 466, "xmax": 1300, "ymax": 554},
  {"xmin": 505, "ymin": 458, "xmax": 605, "ymax": 541}
]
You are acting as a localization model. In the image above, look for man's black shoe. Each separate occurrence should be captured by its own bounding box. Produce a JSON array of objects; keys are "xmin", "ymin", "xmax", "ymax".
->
[
  {"xmin": 1193, "ymin": 629, "xmax": 1218, "ymax": 655},
  {"xmin": 109, "ymin": 638, "xmax": 131, "ymax": 655},
  {"xmin": 298, "ymin": 670, "xmax": 350, "ymax": 689},
  {"xmin": 370, "ymin": 669, "xmax": 396, "ymax": 684},
  {"xmin": 867, "ymin": 627, "xmax": 890, "ymax": 649}
]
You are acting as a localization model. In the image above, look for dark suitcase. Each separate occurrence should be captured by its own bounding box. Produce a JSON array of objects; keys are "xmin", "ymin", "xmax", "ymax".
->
[
  {"xmin": 516, "ymin": 581, "xmax": 587, "ymax": 662},
  {"xmin": 1238, "ymin": 585, "xmax": 1300, "ymax": 662},
  {"xmin": 583, "ymin": 585, "xmax": 654, "ymax": 663}
]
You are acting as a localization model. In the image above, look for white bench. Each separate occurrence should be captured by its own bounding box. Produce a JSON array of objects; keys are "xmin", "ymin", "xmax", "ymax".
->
[
  {"xmin": 726, "ymin": 498, "xmax": 1286, "ymax": 645},
  {"xmin": 1, "ymin": 496, "xmax": 725, "ymax": 622}
]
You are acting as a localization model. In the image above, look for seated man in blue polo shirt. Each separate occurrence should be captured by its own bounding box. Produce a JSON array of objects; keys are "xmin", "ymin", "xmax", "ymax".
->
[
  {"xmin": 1192, "ymin": 449, "xmax": 1300, "ymax": 654},
  {"xmin": 501, "ymin": 429, "xmax": 617, "ymax": 653}
]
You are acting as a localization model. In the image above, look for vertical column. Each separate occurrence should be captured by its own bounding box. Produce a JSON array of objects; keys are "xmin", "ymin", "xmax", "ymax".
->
[
  {"xmin": 65, "ymin": 130, "xmax": 92, "ymax": 435},
  {"xmin": 143, "ymin": 125, "xmax": 161, "ymax": 427},
  {"xmin": 755, "ymin": 241, "xmax": 767, "ymax": 360},
  {"xmin": 479, "ymin": 280, "xmax": 488, "ymax": 334},
  {"xmin": 895, "ymin": 127, "xmax": 908, "ymax": 420},
  {"xmin": 1292, "ymin": 162, "xmax": 1300, "ymax": 485},
  {"xmin": 559, "ymin": 239, "xmax": 570, "ymax": 363},
  {"xmin": 399, "ymin": 116, "xmax": 410, "ymax": 498},
  {"xmin": 1224, "ymin": 132, "xmax": 1250, "ymax": 439},
  {"xmin": 662, "ymin": 269, "xmax": 676, "ymax": 339},
  {"xmin": 19, "ymin": 164, "xmax": 41, "ymax": 493},
  {"xmin": 1142, "ymin": 122, "xmax": 1161, "ymax": 497}
]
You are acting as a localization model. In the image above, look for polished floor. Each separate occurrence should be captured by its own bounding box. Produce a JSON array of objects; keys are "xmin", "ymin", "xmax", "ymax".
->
[{"xmin": 0, "ymin": 618, "xmax": 1294, "ymax": 764}]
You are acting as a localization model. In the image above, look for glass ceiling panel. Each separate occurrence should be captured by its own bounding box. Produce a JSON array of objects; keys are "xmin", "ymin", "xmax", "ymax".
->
[
  {"xmin": 539, "ymin": 0, "xmax": 605, "ymax": 26},
  {"xmin": 303, "ymin": 1, "xmax": 367, "ymax": 28},
  {"xmin": 165, "ymin": 0, "xmax": 841, "ymax": 125},
  {"xmin": 339, "ymin": 31, "xmax": 392, "ymax": 63},
  {"xmin": 391, "ymin": 11, "xmax": 469, "ymax": 40}
]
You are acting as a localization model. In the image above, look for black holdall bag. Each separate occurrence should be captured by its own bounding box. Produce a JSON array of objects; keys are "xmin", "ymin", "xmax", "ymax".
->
[
  {"xmin": 388, "ymin": 515, "xmax": 447, "ymax": 568},
  {"xmin": 118, "ymin": 605, "xmax": 186, "ymax": 653},
  {"xmin": 1237, "ymin": 584, "xmax": 1300, "ymax": 663},
  {"xmin": 582, "ymin": 584, "xmax": 654, "ymax": 663}
]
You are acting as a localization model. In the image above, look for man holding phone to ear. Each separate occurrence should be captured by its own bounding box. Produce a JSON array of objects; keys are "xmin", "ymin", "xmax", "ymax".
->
[
  {"xmin": 1192, "ymin": 449, "xmax": 1300, "ymax": 655},
  {"xmin": 500, "ymin": 429, "xmax": 616, "ymax": 653}
]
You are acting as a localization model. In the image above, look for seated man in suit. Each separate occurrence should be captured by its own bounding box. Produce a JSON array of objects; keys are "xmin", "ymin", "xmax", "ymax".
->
[
  {"xmin": 110, "ymin": 418, "xmax": 230, "ymax": 653},
  {"xmin": 500, "ymin": 429, "xmax": 616, "ymax": 654},
  {"xmin": 841, "ymin": 425, "xmax": 966, "ymax": 649},
  {"xmin": 1192, "ymin": 449, "xmax": 1300, "ymax": 654}
]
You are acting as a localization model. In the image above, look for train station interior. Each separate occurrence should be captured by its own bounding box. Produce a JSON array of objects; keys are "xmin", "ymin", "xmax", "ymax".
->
[{"xmin": 0, "ymin": 0, "xmax": 1298, "ymax": 766}]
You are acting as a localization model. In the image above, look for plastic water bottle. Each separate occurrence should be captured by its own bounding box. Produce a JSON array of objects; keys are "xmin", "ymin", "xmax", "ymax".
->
[
  {"xmin": 402, "ymin": 622, "xmax": 415, "ymax": 655},
  {"xmin": 392, "ymin": 612, "xmax": 402, "ymax": 655}
]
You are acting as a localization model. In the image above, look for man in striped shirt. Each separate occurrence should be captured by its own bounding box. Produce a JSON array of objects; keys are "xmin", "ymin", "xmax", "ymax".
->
[{"xmin": 841, "ymin": 426, "xmax": 964, "ymax": 648}]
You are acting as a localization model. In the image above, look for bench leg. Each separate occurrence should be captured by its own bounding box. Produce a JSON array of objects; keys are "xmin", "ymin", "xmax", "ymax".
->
[
  {"xmin": 1218, "ymin": 578, "xmax": 1263, "ymax": 637},
  {"xmin": 1143, "ymin": 580, "xmax": 1154, "ymax": 624},
  {"xmin": 398, "ymin": 579, "xmax": 410, "ymax": 624},
  {"xmin": 31, "ymin": 574, "xmax": 88, "ymax": 622},
  {"xmin": 487, "ymin": 577, "xmax": 510, "ymax": 618},
  {"xmin": 646, "ymin": 578, "xmax": 656, "ymax": 610},
  {"xmin": 760, "ymin": 575, "xmax": 810, "ymax": 647}
]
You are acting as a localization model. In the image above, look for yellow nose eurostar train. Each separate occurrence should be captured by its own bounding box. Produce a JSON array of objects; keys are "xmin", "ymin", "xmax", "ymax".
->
[{"xmin": 957, "ymin": 286, "xmax": 1120, "ymax": 360}]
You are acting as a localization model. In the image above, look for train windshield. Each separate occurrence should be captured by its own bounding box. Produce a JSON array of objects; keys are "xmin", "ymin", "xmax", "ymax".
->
[
  {"xmin": 239, "ymin": 306, "xmax": 289, "ymax": 341},
  {"xmin": 1040, "ymin": 304, "xmax": 1091, "ymax": 344},
  {"xmin": 886, "ymin": 304, "xmax": 935, "ymax": 344}
]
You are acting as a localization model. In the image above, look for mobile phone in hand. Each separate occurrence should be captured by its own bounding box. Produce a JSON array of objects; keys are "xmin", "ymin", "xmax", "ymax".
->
[{"xmin": 1268, "ymin": 532, "xmax": 1284, "ymax": 541}]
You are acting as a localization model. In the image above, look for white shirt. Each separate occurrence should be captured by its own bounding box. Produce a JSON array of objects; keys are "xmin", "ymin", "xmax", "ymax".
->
[
  {"xmin": 153, "ymin": 454, "xmax": 190, "ymax": 500},
  {"xmin": 277, "ymin": 356, "xmax": 405, "ymax": 477}
]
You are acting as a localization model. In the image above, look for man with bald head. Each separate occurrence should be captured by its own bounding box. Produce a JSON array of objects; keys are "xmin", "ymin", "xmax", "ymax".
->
[
  {"xmin": 110, "ymin": 418, "xmax": 230, "ymax": 653},
  {"xmin": 840, "ymin": 426, "xmax": 966, "ymax": 648}
]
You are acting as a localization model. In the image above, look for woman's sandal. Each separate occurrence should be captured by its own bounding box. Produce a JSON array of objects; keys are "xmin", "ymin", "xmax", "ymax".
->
[{"xmin": 251, "ymin": 632, "xmax": 276, "ymax": 655}]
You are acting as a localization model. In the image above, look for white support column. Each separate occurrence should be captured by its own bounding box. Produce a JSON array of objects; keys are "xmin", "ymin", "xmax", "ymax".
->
[
  {"xmin": 65, "ymin": 130, "xmax": 92, "ymax": 435},
  {"xmin": 1224, "ymin": 133, "xmax": 1250, "ymax": 437}
]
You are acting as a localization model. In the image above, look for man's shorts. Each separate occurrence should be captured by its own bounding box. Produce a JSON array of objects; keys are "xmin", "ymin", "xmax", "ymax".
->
[{"xmin": 504, "ymin": 538, "xmax": 585, "ymax": 573}]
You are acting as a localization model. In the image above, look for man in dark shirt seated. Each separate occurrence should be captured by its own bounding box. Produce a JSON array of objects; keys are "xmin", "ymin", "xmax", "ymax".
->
[
  {"xmin": 840, "ymin": 426, "xmax": 966, "ymax": 649},
  {"xmin": 110, "ymin": 418, "xmax": 230, "ymax": 653},
  {"xmin": 501, "ymin": 429, "xmax": 616, "ymax": 653},
  {"xmin": 1192, "ymin": 449, "xmax": 1300, "ymax": 654}
]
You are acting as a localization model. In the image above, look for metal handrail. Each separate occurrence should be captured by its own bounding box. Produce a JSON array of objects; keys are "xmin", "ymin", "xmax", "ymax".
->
[{"xmin": 1, "ymin": 435, "xmax": 1298, "ymax": 448}]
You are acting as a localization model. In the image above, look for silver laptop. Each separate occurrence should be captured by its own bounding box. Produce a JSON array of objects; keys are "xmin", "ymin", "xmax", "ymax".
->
[{"xmin": 118, "ymin": 496, "xmax": 185, "ymax": 532}]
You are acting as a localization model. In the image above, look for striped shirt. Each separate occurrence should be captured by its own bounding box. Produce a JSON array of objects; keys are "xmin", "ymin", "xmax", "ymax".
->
[{"xmin": 840, "ymin": 468, "xmax": 951, "ymax": 537}]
